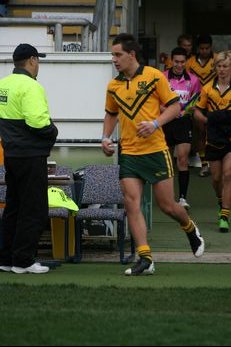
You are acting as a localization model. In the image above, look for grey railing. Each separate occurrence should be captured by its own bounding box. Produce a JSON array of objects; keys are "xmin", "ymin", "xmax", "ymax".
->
[{"xmin": 0, "ymin": 17, "xmax": 96, "ymax": 52}]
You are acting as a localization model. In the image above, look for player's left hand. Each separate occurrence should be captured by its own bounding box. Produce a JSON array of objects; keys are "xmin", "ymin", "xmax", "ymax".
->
[{"xmin": 137, "ymin": 121, "xmax": 156, "ymax": 138}]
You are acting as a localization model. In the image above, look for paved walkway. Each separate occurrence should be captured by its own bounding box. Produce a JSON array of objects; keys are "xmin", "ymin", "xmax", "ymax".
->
[
  {"xmin": 81, "ymin": 251, "xmax": 231, "ymax": 263},
  {"xmin": 153, "ymin": 252, "xmax": 231, "ymax": 263}
]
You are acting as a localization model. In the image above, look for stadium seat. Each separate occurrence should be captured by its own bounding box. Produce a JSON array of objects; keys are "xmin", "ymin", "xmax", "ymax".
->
[{"xmin": 73, "ymin": 164, "xmax": 135, "ymax": 264}]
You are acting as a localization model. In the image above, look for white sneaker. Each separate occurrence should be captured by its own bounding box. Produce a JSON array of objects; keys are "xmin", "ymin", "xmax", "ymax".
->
[
  {"xmin": 186, "ymin": 222, "xmax": 205, "ymax": 258},
  {"xmin": 11, "ymin": 262, "xmax": 49, "ymax": 274},
  {"xmin": 0, "ymin": 265, "xmax": 12, "ymax": 272},
  {"xmin": 179, "ymin": 198, "xmax": 190, "ymax": 209},
  {"xmin": 188, "ymin": 154, "xmax": 201, "ymax": 168},
  {"xmin": 199, "ymin": 165, "xmax": 210, "ymax": 177}
]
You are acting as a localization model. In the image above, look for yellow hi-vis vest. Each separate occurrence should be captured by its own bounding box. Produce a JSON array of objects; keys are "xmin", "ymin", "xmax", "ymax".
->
[{"xmin": 48, "ymin": 187, "xmax": 79, "ymax": 215}]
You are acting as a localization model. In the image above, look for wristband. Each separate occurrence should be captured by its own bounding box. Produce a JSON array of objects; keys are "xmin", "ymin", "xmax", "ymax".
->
[
  {"xmin": 153, "ymin": 119, "xmax": 159, "ymax": 129},
  {"xmin": 102, "ymin": 135, "xmax": 110, "ymax": 141}
]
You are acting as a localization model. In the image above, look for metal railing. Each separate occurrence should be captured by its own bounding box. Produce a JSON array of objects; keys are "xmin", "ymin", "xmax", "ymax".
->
[
  {"xmin": 0, "ymin": 0, "xmax": 139, "ymax": 52},
  {"xmin": 0, "ymin": 17, "xmax": 96, "ymax": 52}
]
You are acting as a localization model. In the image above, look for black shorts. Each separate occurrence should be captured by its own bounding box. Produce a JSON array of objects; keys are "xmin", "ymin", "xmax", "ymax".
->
[
  {"xmin": 205, "ymin": 143, "xmax": 231, "ymax": 161},
  {"xmin": 163, "ymin": 116, "xmax": 193, "ymax": 146}
]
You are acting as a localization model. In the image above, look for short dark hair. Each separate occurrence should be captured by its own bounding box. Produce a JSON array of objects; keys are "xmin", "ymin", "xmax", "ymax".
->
[
  {"xmin": 177, "ymin": 34, "xmax": 193, "ymax": 46},
  {"xmin": 112, "ymin": 33, "xmax": 141, "ymax": 61},
  {"xmin": 171, "ymin": 47, "xmax": 187, "ymax": 59},
  {"xmin": 197, "ymin": 34, "xmax": 212, "ymax": 46}
]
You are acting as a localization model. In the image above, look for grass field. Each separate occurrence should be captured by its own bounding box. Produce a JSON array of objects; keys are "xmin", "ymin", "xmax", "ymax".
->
[
  {"xmin": 149, "ymin": 166, "xmax": 231, "ymax": 254},
  {"xmin": 0, "ymin": 263, "xmax": 231, "ymax": 346},
  {"xmin": 1, "ymin": 148, "xmax": 231, "ymax": 346},
  {"xmin": 49, "ymin": 146, "xmax": 231, "ymax": 254}
]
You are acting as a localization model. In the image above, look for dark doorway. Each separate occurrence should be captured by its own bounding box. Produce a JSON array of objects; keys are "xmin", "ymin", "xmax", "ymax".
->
[{"xmin": 184, "ymin": 0, "xmax": 231, "ymax": 35}]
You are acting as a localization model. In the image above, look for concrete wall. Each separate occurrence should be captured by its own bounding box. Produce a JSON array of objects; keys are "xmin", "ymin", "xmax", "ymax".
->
[{"xmin": 0, "ymin": 27, "xmax": 54, "ymax": 52}]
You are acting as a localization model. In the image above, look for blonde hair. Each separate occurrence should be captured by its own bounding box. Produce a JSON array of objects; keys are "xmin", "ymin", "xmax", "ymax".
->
[{"xmin": 214, "ymin": 51, "xmax": 231, "ymax": 67}]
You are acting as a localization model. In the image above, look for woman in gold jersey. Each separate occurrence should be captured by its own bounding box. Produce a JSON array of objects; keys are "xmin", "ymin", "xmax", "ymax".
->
[
  {"xmin": 194, "ymin": 51, "xmax": 231, "ymax": 233},
  {"xmin": 101, "ymin": 33, "xmax": 205, "ymax": 276}
]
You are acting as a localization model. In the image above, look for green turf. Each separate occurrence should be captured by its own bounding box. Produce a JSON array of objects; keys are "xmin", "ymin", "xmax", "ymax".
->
[
  {"xmin": 6, "ymin": 149, "xmax": 225, "ymax": 346},
  {"xmin": 148, "ymin": 166, "xmax": 231, "ymax": 253},
  {"xmin": 0, "ymin": 263, "xmax": 231, "ymax": 346},
  {"xmin": 0, "ymin": 149, "xmax": 230, "ymax": 346},
  {"xmin": 1, "ymin": 285, "xmax": 231, "ymax": 346},
  {"xmin": 0, "ymin": 263, "xmax": 231, "ymax": 288},
  {"xmin": 48, "ymin": 146, "xmax": 229, "ymax": 254},
  {"xmin": 48, "ymin": 147, "xmax": 230, "ymax": 254}
]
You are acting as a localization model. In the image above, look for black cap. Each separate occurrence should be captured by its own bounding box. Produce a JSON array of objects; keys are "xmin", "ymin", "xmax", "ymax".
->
[{"xmin": 13, "ymin": 43, "xmax": 46, "ymax": 62}]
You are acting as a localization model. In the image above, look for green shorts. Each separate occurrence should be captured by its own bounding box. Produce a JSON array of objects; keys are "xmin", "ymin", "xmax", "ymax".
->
[{"xmin": 119, "ymin": 150, "xmax": 174, "ymax": 184}]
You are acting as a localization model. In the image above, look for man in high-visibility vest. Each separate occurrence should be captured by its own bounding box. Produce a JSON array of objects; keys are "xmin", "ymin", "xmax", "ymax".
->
[{"xmin": 0, "ymin": 43, "xmax": 58, "ymax": 274}]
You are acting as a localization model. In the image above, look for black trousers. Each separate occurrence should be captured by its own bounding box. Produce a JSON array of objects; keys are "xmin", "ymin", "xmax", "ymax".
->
[{"xmin": 0, "ymin": 156, "xmax": 48, "ymax": 267}]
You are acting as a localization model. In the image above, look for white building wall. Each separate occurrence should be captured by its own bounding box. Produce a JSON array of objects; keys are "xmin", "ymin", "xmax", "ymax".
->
[
  {"xmin": 0, "ymin": 52, "xmax": 114, "ymax": 140},
  {"xmin": 0, "ymin": 27, "xmax": 54, "ymax": 53}
]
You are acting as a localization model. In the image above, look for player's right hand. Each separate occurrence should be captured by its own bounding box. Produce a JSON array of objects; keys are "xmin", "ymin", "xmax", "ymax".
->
[{"xmin": 101, "ymin": 138, "xmax": 115, "ymax": 156}]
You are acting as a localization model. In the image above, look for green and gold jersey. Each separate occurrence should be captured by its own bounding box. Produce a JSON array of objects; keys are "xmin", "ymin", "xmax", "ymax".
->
[
  {"xmin": 105, "ymin": 65, "xmax": 179, "ymax": 155},
  {"xmin": 196, "ymin": 77, "xmax": 231, "ymax": 112},
  {"xmin": 186, "ymin": 53, "xmax": 217, "ymax": 86}
]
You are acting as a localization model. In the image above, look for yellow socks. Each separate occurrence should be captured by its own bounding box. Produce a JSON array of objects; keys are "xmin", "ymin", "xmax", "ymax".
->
[
  {"xmin": 137, "ymin": 245, "xmax": 152, "ymax": 262},
  {"xmin": 220, "ymin": 208, "xmax": 230, "ymax": 220},
  {"xmin": 181, "ymin": 219, "xmax": 195, "ymax": 233}
]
